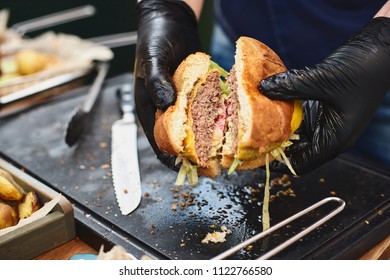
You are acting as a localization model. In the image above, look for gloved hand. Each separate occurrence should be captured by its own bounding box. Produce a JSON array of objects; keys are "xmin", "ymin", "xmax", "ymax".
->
[
  {"xmin": 134, "ymin": 0, "xmax": 201, "ymax": 170},
  {"xmin": 259, "ymin": 17, "xmax": 390, "ymax": 175}
]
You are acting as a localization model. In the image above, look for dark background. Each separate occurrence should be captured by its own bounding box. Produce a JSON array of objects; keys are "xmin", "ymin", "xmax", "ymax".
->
[{"xmin": 1, "ymin": 0, "xmax": 214, "ymax": 77}]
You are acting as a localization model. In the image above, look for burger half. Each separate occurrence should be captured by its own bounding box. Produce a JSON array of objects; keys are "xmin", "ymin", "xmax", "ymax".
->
[{"xmin": 154, "ymin": 52, "xmax": 229, "ymax": 184}]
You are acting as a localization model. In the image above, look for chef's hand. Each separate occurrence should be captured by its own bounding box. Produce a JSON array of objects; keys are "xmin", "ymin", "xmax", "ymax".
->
[
  {"xmin": 259, "ymin": 17, "xmax": 390, "ymax": 175},
  {"xmin": 134, "ymin": 0, "xmax": 201, "ymax": 170}
]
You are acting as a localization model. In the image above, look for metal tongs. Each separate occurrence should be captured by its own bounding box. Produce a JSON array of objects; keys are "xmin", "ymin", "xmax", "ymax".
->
[
  {"xmin": 212, "ymin": 196, "xmax": 346, "ymax": 260},
  {"xmin": 64, "ymin": 62, "xmax": 109, "ymax": 147}
]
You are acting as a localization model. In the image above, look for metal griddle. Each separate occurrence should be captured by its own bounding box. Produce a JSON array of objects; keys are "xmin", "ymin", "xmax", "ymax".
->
[{"xmin": 0, "ymin": 73, "xmax": 389, "ymax": 260}]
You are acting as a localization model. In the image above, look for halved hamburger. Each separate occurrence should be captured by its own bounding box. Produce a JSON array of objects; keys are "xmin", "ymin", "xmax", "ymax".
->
[{"xmin": 154, "ymin": 36, "xmax": 303, "ymax": 186}]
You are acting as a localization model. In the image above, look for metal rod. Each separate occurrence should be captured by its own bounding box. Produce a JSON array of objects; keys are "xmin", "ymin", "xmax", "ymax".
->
[
  {"xmin": 88, "ymin": 32, "xmax": 137, "ymax": 48},
  {"xmin": 212, "ymin": 196, "xmax": 346, "ymax": 260},
  {"xmin": 81, "ymin": 62, "xmax": 109, "ymax": 112},
  {"xmin": 11, "ymin": 5, "xmax": 96, "ymax": 35},
  {"xmin": 0, "ymin": 70, "xmax": 89, "ymax": 105}
]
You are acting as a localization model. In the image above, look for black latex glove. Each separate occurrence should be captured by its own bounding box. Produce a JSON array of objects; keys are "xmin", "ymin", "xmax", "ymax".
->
[
  {"xmin": 134, "ymin": 0, "xmax": 201, "ymax": 170},
  {"xmin": 259, "ymin": 17, "xmax": 390, "ymax": 175}
]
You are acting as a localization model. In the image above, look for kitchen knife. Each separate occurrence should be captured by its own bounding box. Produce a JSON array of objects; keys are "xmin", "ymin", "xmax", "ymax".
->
[
  {"xmin": 111, "ymin": 83, "xmax": 141, "ymax": 215},
  {"xmin": 64, "ymin": 62, "xmax": 109, "ymax": 147}
]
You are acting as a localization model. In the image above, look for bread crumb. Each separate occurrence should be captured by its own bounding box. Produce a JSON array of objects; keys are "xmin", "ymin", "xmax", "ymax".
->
[{"xmin": 201, "ymin": 226, "xmax": 231, "ymax": 244}]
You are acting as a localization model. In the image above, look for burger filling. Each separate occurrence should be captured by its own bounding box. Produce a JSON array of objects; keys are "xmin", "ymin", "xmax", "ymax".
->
[
  {"xmin": 224, "ymin": 67, "xmax": 239, "ymax": 158},
  {"xmin": 176, "ymin": 62, "xmax": 228, "ymax": 186},
  {"xmin": 191, "ymin": 71, "xmax": 223, "ymax": 166}
]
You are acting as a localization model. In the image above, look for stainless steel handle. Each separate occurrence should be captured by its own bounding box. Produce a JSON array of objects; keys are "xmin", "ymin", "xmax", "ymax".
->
[
  {"xmin": 11, "ymin": 5, "xmax": 96, "ymax": 35},
  {"xmin": 0, "ymin": 70, "xmax": 88, "ymax": 105},
  {"xmin": 88, "ymin": 32, "xmax": 137, "ymax": 49},
  {"xmin": 82, "ymin": 62, "xmax": 109, "ymax": 112}
]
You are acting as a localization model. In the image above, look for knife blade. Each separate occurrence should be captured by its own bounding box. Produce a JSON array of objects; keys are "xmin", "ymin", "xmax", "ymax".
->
[
  {"xmin": 64, "ymin": 62, "xmax": 109, "ymax": 147},
  {"xmin": 111, "ymin": 83, "xmax": 141, "ymax": 215}
]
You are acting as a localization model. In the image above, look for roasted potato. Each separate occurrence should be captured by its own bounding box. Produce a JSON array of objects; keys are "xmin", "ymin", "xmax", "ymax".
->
[
  {"xmin": 15, "ymin": 49, "xmax": 48, "ymax": 75},
  {"xmin": 0, "ymin": 202, "xmax": 18, "ymax": 229},
  {"xmin": 15, "ymin": 49, "xmax": 59, "ymax": 76},
  {"xmin": 0, "ymin": 168, "xmax": 26, "ymax": 201},
  {"xmin": 18, "ymin": 191, "xmax": 40, "ymax": 219}
]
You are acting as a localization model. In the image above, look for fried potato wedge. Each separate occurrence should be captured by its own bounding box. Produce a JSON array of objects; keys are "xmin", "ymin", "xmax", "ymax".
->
[
  {"xmin": 0, "ymin": 202, "xmax": 18, "ymax": 229},
  {"xmin": 18, "ymin": 191, "xmax": 41, "ymax": 219},
  {"xmin": 0, "ymin": 168, "xmax": 26, "ymax": 201}
]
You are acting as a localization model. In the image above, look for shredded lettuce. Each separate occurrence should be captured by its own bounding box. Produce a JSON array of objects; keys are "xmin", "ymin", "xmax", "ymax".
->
[
  {"xmin": 262, "ymin": 135, "xmax": 299, "ymax": 230},
  {"xmin": 175, "ymin": 156, "xmax": 199, "ymax": 186},
  {"xmin": 228, "ymin": 158, "xmax": 242, "ymax": 175},
  {"xmin": 175, "ymin": 164, "xmax": 187, "ymax": 186},
  {"xmin": 269, "ymin": 134, "xmax": 299, "ymax": 176},
  {"xmin": 289, "ymin": 133, "xmax": 300, "ymax": 141},
  {"xmin": 209, "ymin": 61, "xmax": 228, "ymax": 78},
  {"xmin": 219, "ymin": 78, "xmax": 230, "ymax": 95},
  {"xmin": 262, "ymin": 153, "xmax": 271, "ymax": 231},
  {"xmin": 276, "ymin": 148, "xmax": 297, "ymax": 176}
]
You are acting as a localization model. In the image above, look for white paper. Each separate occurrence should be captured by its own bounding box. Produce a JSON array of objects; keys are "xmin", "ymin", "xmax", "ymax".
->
[{"xmin": 0, "ymin": 194, "xmax": 62, "ymax": 237}]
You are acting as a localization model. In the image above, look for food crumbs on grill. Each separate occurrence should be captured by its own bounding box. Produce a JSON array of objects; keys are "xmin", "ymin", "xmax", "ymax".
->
[
  {"xmin": 180, "ymin": 201, "xmax": 186, "ymax": 207},
  {"xmin": 171, "ymin": 203, "xmax": 177, "ymax": 211},
  {"xmin": 377, "ymin": 210, "xmax": 384, "ymax": 216},
  {"xmin": 144, "ymin": 192, "xmax": 150, "ymax": 197},
  {"xmin": 319, "ymin": 178, "xmax": 326, "ymax": 183},
  {"xmin": 276, "ymin": 188, "xmax": 296, "ymax": 198},
  {"xmin": 248, "ymin": 185, "xmax": 261, "ymax": 193},
  {"xmin": 365, "ymin": 220, "xmax": 369, "ymax": 225},
  {"xmin": 330, "ymin": 191, "xmax": 336, "ymax": 195},
  {"xmin": 271, "ymin": 174, "xmax": 292, "ymax": 187},
  {"xmin": 246, "ymin": 245, "xmax": 253, "ymax": 251},
  {"xmin": 148, "ymin": 180, "xmax": 159, "ymax": 187},
  {"xmin": 201, "ymin": 226, "xmax": 232, "ymax": 244},
  {"xmin": 100, "ymin": 164, "xmax": 110, "ymax": 169},
  {"xmin": 79, "ymin": 164, "xmax": 86, "ymax": 170},
  {"xmin": 123, "ymin": 189, "xmax": 128, "ymax": 194},
  {"xmin": 180, "ymin": 243, "xmax": 186, "ymax": 247},
  {"xmin": 99, "ymin": 142, "xmax": 108, "ymax": 148}
]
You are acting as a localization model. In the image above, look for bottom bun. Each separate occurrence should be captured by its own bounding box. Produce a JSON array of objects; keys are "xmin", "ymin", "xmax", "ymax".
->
[
  {"xmin": 221, "ymin": 154, "xmax": 276, "ymax": 171},
  {"xmin": 198, "ymin": 157, "xmax": 222, "ymax": 178}
]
